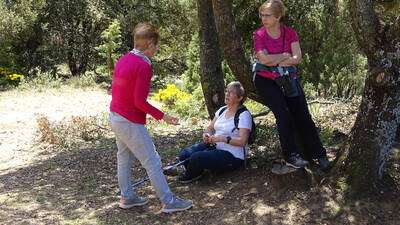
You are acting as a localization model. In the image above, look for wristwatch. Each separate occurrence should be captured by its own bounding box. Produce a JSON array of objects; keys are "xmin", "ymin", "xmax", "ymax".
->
[{"xmin": 226, "ymin": 136, "xmax": 232, "ymax": 144}]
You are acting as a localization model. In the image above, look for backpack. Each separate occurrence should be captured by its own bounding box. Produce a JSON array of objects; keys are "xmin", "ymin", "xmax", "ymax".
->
[{"xmin": 218, "ymin": 105, "xmax": 257, "ymax": 144}]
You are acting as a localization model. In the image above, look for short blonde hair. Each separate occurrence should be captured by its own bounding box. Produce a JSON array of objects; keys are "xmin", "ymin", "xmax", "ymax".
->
[
  {"xmin": 259, "ymin": 0, "xmax": 286, "ymax": 19},
  {"xmin": 132, "ymin": 22, "xmax": 159, "ymax": 50}
]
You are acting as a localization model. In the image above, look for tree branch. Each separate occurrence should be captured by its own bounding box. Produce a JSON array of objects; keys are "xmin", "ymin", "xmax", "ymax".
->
[{"xmin": 349, "ymin": 0, "xmax": 382, "ymax": 61}]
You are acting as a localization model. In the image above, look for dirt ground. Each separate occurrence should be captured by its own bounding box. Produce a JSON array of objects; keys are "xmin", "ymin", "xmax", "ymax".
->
[{"xmin": 0, "ymin": 88, "xmax": 399, "ymax": 225}]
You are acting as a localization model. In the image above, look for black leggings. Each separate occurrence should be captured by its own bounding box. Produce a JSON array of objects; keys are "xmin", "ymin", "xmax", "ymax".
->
[{"xmin": 254, "ymin": 75, "xmax": 326, "ymax": 159}]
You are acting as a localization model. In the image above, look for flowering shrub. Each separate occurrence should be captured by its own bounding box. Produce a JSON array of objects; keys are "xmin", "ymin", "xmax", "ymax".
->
[
  {"xmin": 0, "ymin": 67, "xmax": 24, "ymax": 87},
  {"xmin": 152, "ymin": 84, "xmax": 191, "ymax": 109},
  {"xmin": 152, "ymin": 84, "xmax": 208, "ymax": 119}
]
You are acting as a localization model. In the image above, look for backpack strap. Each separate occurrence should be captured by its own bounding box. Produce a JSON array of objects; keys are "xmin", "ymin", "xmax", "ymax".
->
[
  {"xmin": 232, "ymin": 105, "xmax": 248, "ymax": 132},
  {"xmin": 218, "ymin": 106, "xmax": 228, "ymax": 116}
]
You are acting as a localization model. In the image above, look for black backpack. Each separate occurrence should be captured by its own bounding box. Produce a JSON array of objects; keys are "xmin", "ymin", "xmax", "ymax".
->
[{"xmin": 218, "ymin": 105, "xmax": 257, "ymax": 144}]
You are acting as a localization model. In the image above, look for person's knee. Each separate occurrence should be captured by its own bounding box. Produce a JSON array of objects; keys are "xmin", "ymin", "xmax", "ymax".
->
[
  {"xmin": 274, "ymin": 108, "xmax": 292, "ymax": 124},
  {"xmin": 117, "ymin": 154, "xmax": 131, "ymax": 167},
  {"xmin": 179, "ymin": 149, "xmax": 191, "ymax": 161},
  {"xmin": 188, "ymin": 152, "xmax": 209, "ymax": 167},
  {"xmin": 142, "ymin": 153, "xmax": 162, "ymax": 171}
]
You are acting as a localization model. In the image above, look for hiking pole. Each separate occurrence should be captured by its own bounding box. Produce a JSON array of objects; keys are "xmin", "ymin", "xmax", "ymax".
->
[
  {"xmin": 132, "ymin": 158, "xmax": 189, "ymax": 188},
  {"xmin": 132, "ymin": 177, "xmax": 150, "ymax": 188},
  {"xmin": 162, "ymin": 158, "xmax": 188, "ymax": 176}
]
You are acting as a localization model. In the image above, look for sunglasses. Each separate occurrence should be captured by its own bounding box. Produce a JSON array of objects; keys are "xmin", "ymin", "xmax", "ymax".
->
[{"xmin": 259, "ymin": 13, "xmax": 274, "ymax": 19}]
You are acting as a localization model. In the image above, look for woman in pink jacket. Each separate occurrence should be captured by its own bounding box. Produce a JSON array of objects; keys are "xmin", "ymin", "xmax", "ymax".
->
[{"xmin": 109, "ymin": 22, "xmax": 192, "ymax": 213}]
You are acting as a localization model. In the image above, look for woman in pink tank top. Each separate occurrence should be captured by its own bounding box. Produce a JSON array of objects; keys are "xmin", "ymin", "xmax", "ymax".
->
[{"xmin": 253, "ymin": 0, "xmax": 329, "ymax": 171}]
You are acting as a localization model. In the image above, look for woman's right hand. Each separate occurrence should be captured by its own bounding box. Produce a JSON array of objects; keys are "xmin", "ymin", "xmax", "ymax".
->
[
  {"xmin": 163, "ymin": 114, "xmax": 179, "ymax": 125},
  {"xmin": 202, "ymin": 133, "xmax": 211, "ymax": 144}
]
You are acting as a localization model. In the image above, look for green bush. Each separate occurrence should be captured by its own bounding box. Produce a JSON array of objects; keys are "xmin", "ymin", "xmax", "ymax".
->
[
  {"xmin": 16, "ymin": 70, "xmax": 63, "ymax": 91},
  {"xmin": 172, "ymin": 85, "xmax": 208, "ymax": 119}
]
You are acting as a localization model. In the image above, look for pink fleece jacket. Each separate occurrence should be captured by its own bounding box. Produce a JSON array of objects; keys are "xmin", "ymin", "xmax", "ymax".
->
[{"xmin": 110, "ymin": 52, "xmax": 164, "ymax": 124}]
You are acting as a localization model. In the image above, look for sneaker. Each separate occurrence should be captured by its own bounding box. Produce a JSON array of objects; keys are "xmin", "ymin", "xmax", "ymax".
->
[
  {"xmin": 317, "ymin": 156, "xmax": 330, "ymax": 171},
  {"xmin": 161, "ymin": 196, "xmax": 192, "ymax": 213},
  {"xmin": 163, "ymin": 165, "xmax": 179, "ymax": 176},
  {"xmin": 177, "ymin": 172, "xmax": 202, "ymax": 184},
  {"xmin": 119, "ymin": 195, "xmax": 148, "ymax": 209},
  {"xmin": 286, "ymin": 154, "xmax": 309, "ymax": 169}
]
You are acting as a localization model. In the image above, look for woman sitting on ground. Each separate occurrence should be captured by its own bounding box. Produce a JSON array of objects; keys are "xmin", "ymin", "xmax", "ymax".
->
[{"xmin": 177, "ymin": 81, "xmax": 252, "ymax": 183}]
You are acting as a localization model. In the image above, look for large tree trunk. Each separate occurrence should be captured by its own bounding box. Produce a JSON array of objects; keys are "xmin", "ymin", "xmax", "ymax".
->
[
  {"xmin": 211, "ymin": 0, "xmax": 260, "ymax": 102},
  {"xmin": 339, "ymin": 0, "xmax": 400, "ymax": 195},
  {"xmin": 197, "ymin": 0, "xmax": 225, "ymax": 117}
]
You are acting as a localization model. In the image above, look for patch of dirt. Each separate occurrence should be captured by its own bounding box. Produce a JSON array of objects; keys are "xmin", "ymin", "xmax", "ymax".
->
[
  {"xmin": 0, "ymin": 88, "xmax": 399, "ymax": 225},
  {"xmin": 0, "ymin": 88, "xmax": 111, "ymax": 173}
]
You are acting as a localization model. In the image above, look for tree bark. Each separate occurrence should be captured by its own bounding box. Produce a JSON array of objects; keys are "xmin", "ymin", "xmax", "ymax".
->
[
  {"xmin": 211, "ymin": 0, "xmax": 261, "ymax": 102},
  {"xmin": 339, "ymin": 0, "xmax": 400, "ymax": 195},
  {"xmin": 197, "ymin": 0, "xmax": 225, "ymax": 118}
]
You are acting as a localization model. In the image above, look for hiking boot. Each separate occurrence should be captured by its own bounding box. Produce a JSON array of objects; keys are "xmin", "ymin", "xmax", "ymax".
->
[
  {"xmin": 177, "ymin": 172, "xmax": 202, "ymax": 184},
  {"xmin": 161, "ymin": 196, "xmax": 193, "ymax": 213},
  {"xmin": 286, "ymin": 154, "xmax": 309, "ymax": 169},
  {"xmin": 119, "ymin": 195, "xmax": 148, "ymax": 209},
  {"xmin": 317, "ymin": 156, "xmax": 330, "ymax": 171}
]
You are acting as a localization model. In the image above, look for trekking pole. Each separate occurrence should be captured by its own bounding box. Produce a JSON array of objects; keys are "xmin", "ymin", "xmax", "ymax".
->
[
  {"xmin": 132, "ymin": 158, "xmax": 189, "ymax": 188},
  {"xmin": 162, "ymin": 158, "xmax": 188, "ymax": 176},
  {"xmin": 132, "ymin": 177, "xmax": 149, "ymax": 188}
]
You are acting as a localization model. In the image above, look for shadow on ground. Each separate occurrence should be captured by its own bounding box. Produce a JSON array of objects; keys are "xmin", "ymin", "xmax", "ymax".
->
[{"xmin": 0, "ymin": 125, "xmax": 399, "ymax": 225}]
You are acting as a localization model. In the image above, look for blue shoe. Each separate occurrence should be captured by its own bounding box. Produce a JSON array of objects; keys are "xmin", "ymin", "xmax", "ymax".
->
[{"xmin": 119, "ymin": 195, "xmax": 148, "ymax": 209}]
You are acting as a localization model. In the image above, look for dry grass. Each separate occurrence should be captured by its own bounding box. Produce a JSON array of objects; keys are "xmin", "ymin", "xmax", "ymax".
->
[{"xmin": 35, "ymin": 114, "xmax": 110, "ymax": 149}]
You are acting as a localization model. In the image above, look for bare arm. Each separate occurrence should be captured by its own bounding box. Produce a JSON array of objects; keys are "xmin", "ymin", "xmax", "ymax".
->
[
  {"xmin": 278, "ymin": 42, "xmax": 302, "ymax": 66},
  {"xmin": 256, "ymin": 50, "xmax": 291, "ymax": 66},
  {"xmin": 204, "ymin": 117, "xmax": 216, "ymax": 134},
  {"xmin": 202, "ymin": 117, "xmax": 217, "ymax": 144}
]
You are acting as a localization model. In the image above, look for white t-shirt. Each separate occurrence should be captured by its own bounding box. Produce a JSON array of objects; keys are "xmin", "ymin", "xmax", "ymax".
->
[{"xmin": 213, "ymin": 106, "xmax": 252, "ymax": 160}]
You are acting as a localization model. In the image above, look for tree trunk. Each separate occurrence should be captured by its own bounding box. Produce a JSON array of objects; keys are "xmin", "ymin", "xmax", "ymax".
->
[
  {"xmin": 339, "ymin": 0, "xmax": 400, "ymax": 195},
  {"xmin": 197, "ymin": 0, "xmax": 225, "ymax": 117},
  {"xmin": 211, "ymin": 0, "xmax": 261, "ymax": 102}
]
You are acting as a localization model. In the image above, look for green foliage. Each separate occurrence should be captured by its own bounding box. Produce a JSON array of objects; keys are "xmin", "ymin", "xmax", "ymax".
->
[
  {"xmin": 244, "ymin": 99, "xmax": 267, "ymax": 114},
  {"xmin": 40, "ymin": 0, "xmax": 107, "ymax": 76},
  {"xmin": 172, "ymin": 85, "xmax": 208, "ymax": 119},
  {"xmin": 95, "ymin": 19, "xmax": 122, "ymax": 78},
  {"xmin": 102, "ymin": 0, "xmax": 196, "ymax": 84},
  {"xmin": 182, "ymin": 33, "xmax": 200, "ymax": 92},
  {"xmin": 0, "ymin": 0, "xmax": 369, "ymax": 101},
  {"xmin": 16, "ymin": 70, "xmax": 63, "ymax": 91},
  {"xmin": 299, "ymin": 2, "xmax": 367, "ymax": 98},
  {"xmin": 234, "ymin": 0, "xmax": 366, "ymax": 99},
  {"xmin": 0, "ymin": 0, "xmax": 46, "ymax": 71}
]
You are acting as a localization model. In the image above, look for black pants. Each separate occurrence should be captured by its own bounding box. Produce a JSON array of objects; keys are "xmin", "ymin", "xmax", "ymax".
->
[{"xmin": 254, "ymin": 75, "xmax": 326, "ymax": 159}]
